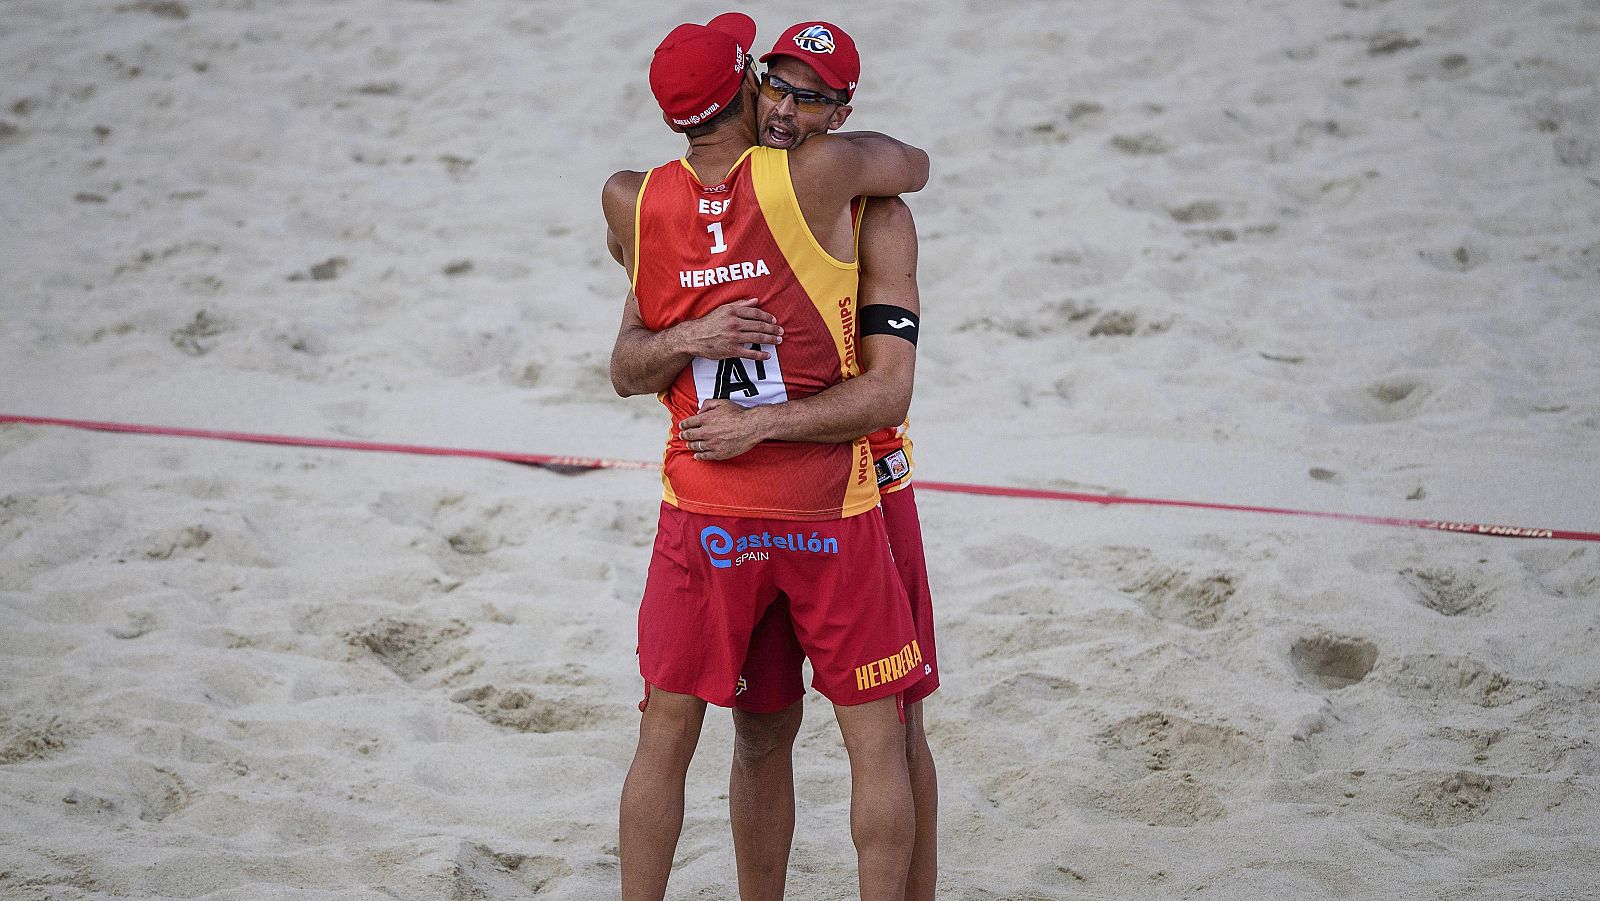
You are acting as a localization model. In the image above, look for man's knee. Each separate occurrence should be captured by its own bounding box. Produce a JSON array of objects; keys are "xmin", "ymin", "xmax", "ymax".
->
[
  {"xmin": 732, "ymin": 704, "xmax": 802, "ymax": 765},
  {"xmin": 834, "ymin": 695, "xmax": 910, "ymax": 764},
  {"xmin": 902, "ymin": 702, "xmax": 934, "ymax": 770},
  {"xmin": 637, "ymin": 687, "xmax": 707, "ymax": 756}
]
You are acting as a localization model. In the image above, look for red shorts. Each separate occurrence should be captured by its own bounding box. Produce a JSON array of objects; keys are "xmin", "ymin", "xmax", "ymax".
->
[
  {"xmin": 638, "ymin": 502, "xmax": 922, "ymax": 708},
  {"xmin": 737, "ymin": 484, "xmax": 939, "ymax": 713}
]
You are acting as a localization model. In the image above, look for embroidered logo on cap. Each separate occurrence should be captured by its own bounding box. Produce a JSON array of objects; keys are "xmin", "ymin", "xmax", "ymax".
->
[{"xmin": 793, "ymin": 24, "xmax": 835, "ymax": 54}]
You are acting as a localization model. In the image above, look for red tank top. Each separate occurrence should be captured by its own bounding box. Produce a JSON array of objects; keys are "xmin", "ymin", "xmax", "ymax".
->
[{"xmin": 632, "ymin": 146, "xmax": 879, "ymax": 521}]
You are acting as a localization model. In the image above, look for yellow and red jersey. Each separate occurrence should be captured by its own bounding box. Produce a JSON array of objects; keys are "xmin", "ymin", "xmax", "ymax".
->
[{"xmin": 632, "ymin": 146, "xmax": 879, "ymax": 521}]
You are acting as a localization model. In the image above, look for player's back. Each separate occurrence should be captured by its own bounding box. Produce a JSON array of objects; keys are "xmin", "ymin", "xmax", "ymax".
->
[{"xmin": 632, "ymin": 146, "xmax": 878, "ymax": 521}]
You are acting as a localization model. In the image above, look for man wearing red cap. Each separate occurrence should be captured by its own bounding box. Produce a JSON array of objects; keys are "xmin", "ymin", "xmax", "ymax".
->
[
  {"xmin": 601, "ymin": 13, "xmax": 930, "ymax": 901},
  {"xmin": 667, "ymin": 20, "xmax": 941, "ymax": 901}
]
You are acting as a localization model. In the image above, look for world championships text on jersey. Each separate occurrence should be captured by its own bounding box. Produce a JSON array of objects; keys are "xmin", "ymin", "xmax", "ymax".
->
[{"xmin": 831, "ymin": 295, "xmax": 872, "ymax": 487}]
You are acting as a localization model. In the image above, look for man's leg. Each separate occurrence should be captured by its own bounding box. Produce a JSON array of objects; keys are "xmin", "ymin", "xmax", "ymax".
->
[
  {"xmin": 882, "ymin": 486, "xmax": 940, "ymax": 900},
  {"xmin": 620, "ymin": 687, "xmax": 708, "ymax": 901},
  {"xmin": 903, "ymin": 700, "xmax": 937, "ymax": 901},
  {"xmin": 833, "ymin": 695, "xmax": 914, "ymax": 901},
  {"xmin": 729, "ymin": 700, "xmax": 804, "ymax": 901}
]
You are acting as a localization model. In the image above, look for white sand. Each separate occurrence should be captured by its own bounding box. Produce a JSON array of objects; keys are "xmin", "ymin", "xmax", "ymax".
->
[{"xmin": 3, "ymin": 0, "xmax": 1598, "ymax": 898}]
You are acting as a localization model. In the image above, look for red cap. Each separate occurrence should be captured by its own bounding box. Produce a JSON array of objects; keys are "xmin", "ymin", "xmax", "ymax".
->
[
  {"xmin": 760, "ymin": 21, "xmax": 860, "ymax": 100},
  {"xmin": 649, "ymin": 13, "xmax": 758, "ymax": 128}
]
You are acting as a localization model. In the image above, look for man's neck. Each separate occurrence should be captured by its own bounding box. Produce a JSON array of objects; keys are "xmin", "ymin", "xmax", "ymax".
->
[{"xmin": 683, "ymin": 123, "xmax": 758, "ymax": 187}]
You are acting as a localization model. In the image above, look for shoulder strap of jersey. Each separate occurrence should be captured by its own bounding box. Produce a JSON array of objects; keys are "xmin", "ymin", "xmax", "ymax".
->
[
  {"xmin": 851, "ymin": 196, "xmax": 867, "ymax": 259},
  {"xmin": 677, "ymin": 146, "xmax": 759, "ymax": 189},
  {"xmin": 629, "ymin": 168, "xmax": 655, "ymax": 291},
  {"xmin": 751, "ymin": 147, "xmax": 856, "ymax": 272}
]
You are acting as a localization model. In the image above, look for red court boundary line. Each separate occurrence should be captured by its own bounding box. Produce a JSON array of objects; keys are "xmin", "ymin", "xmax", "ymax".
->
[{"xmin": 4, "ymin": 414, "xmax": 1596, "ymax": 544}]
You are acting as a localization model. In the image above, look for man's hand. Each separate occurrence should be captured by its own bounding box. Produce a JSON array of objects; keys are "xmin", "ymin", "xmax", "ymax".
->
[
  {"xmin": 671, "ymin": 299, "xmax": 783, "ymax": 361},
  {"xmin": 678, "ymin": 398, "xmax": 771, "ymax": 461}
]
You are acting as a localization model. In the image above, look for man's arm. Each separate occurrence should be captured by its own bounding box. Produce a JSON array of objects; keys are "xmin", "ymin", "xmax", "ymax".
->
[
  {"xmin": 783, "ymin": 128, "xmax": 927, "ymax": 269},
  {"xmin": 602, "ymin": 169, "xmax": 784, "ymax": 397},
  {"xmin": 676, "ymin": 197, "xmax": 919, "ymax": 458},
  {"xmin": 600, "ymin": 169, "xmax": 644, "ymax": 274},
  {"xmin": 611, "ymin": 294, "xmax": 785, "ymax": 397},
  {"xmin": 789, "ymin": 131, "xmax": 929, "ymax": 214},
  {"xmin": 830, "ymin": 131, "xmax": 931, "ymax": 195}
]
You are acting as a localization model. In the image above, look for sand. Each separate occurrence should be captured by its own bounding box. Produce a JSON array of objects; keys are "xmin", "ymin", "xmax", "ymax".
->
[{"xmin": 2, "ymin": 0, "xmax": 1598, "ymax": 898}]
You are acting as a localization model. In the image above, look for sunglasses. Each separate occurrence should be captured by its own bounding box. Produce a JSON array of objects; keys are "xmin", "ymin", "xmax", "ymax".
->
[{"xmin": 759, "ymin": 73, "xmax": 846, "ymax": 114}]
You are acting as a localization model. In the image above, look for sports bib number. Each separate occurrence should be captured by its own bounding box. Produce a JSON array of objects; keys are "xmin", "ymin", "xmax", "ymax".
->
[{"xmin": 691, "ymin": 346, "xmax": 788, "ymax": 408}]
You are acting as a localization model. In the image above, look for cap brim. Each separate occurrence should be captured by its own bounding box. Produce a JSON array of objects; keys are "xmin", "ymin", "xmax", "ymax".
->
[{"xmin": 758, "ymin": 49, "xmax": 850, "ymax": 92}]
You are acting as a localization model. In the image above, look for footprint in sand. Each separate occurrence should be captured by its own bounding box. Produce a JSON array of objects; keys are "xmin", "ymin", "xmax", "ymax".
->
[
  {"xmin": 1529, "ymin": 91, "xmax": 1600, "ymax": 169},
  {"xmin": 115, "ymin": 1, "xmax": 190, "ymax": 20},
  {"xmin": 450, "ymin": 684, "xmax": 609, "ymax": 734},
  {"xmin": 60, "ymin": 788, "xmax": 123, "ymax": 820},
  {"xmin": 1297, "ymin": 767, "xmax": 1534, "ymax": 828},
  {"xmin": 1096, "ymin": 711, "xmax": 1263, "ymax": 782},
  {"xmin": 141, "ymin": 524, "xmax": 211, "ymax": 561},
  {"xmin": 1515, "ymin": 546, "xmax": 1598, "ymax": 599},
  {"xmin": 1429, "ymin": 724, "xmax": 1598, "ymax": 776},
  {"xmin": 343, "ymin": 617, "xmax": 474, "ymax": 684},
  {"xmin": 1091, "ymin": 770, "xmax": 1225, "ymax": 827},
  {"xmin": 1121, "ymin": 565, "xmax": 1239, "ymax": 629},
  {"xmin": 1385, "ymin": 654, "xmax": 1539, "ymax": 709},
  {"xmin": 1400, "ymin": 770, "xmax": 1514, "ymax": 827},
  {"xmin": 956, "ymin": 297, "xmax": 1162, "ymax": 339},
  {"xmin": 1290, "ymin": 633, "xmax": 1379, "ymax": 689},
  {"xmin": 970, "ymin": 672, "xmax": 1079, "ymax": 721},
  {"xmin": 121, "ymin": 761, "xmax": 193, "ymax": 823},
  {"xmin": 287, "ymin": 257, "xmax": 349, "ymax": 282},
  {"xmin": 1076, "ymin": 546, "xmax": 1243, "ymax": 629},
  {"xmin": 451, "ymin": 841, "xmax": 572, "ymax": 896},
  {"xmin": 1417, "ymin": 242, "xmax": 1486, "ymax": 273},
  {"xmin": 1400, "ymin": 566, "xmax": 1497, "ymax": 616},
  {"xmin": 169, "ymin": 309, "xmax": 229, "ymax": 357},
  {"xmin": 0, "ymin": 713, "xmax": 76, "ymax": 764},
  {"xmin": 1109, "ymin": 132, "xmax": 1173, "ymax": 155},
  {"xmin": 370, "ymin": 490, "xmax": 517, "ymax": 579},
  {"xmin": 107, "ymin": 610, "xmax": 157, "ymax": 640},
  {"xmin": 1327, "ymin": 375, "xmax": 1434, "ymax": 423},
  {"xmin": 134, "ymin": 515, "xmax": 278, "ymax": 568},
  {"xmin": 0, "ymin": 491, "xmax": 123, "ymax": 590}
]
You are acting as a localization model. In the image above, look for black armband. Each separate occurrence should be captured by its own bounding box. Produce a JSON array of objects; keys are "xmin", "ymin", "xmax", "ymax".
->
[{"xmin": 859, "ymin": 305, "xmax": 920, "ymax": 344}]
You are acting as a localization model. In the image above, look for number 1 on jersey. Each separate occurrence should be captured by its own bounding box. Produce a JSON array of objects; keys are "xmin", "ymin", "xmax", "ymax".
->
[{"xmin": 706, "ymin": 221, "xmax": 728, "ymax": 255}]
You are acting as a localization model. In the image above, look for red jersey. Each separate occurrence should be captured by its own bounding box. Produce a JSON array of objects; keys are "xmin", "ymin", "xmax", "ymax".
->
[{"xmin": 632, "ymin": 146, "xmax": 879, "ymax": 521}]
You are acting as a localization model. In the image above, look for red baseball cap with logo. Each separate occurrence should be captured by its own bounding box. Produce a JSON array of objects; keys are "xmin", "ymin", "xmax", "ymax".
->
[
  {"xmin": 760, "ymin": 21, "xmax": 860, "ymax": 100},
  {"xmin": 649, "ymin": 12, "xmax": 758, "ymax": 128}
]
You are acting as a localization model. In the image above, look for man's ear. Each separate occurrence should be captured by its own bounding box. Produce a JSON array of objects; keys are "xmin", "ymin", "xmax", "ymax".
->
[
  {"xmin": 663, "ymin": 111, "xmax": 686, "ymax": 133},
  {"xmin": 828, "ymin": 104, "xmax": 853, "ymax": 131}
]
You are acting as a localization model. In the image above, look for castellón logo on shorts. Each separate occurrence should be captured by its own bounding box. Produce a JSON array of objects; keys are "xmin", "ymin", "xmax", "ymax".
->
[
  {"xmin": 699, "ymin": 525, "xmax": 839, "ymax": 569},
  {"xmin": 793, "ymin": 24, "xmax": 835, "ymax": 54}
]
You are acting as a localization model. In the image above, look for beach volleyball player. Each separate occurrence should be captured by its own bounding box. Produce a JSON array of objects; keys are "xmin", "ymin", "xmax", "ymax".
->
[
  {"xmin": 672, "ymin": 20, "xmax": 940, "ymax": 901},
  {"xmin": 601, "ymin": 13, "xmax": 930, "ymax": 900}
]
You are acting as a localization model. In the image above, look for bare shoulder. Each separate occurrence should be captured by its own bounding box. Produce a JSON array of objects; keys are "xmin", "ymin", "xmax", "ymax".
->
[
  {"xmin": 602, "ymin": 169, "xmax": 647, "ymax": 218},
  {"xmin": 603, "ymin": 168, "xmax": 648, "ymax": 193}
]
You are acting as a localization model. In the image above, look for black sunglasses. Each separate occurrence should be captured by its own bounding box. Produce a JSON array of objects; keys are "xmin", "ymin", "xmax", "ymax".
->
[{"xmin": 759, "ymin": 72, "xmax": 846, "ymax": 113}]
